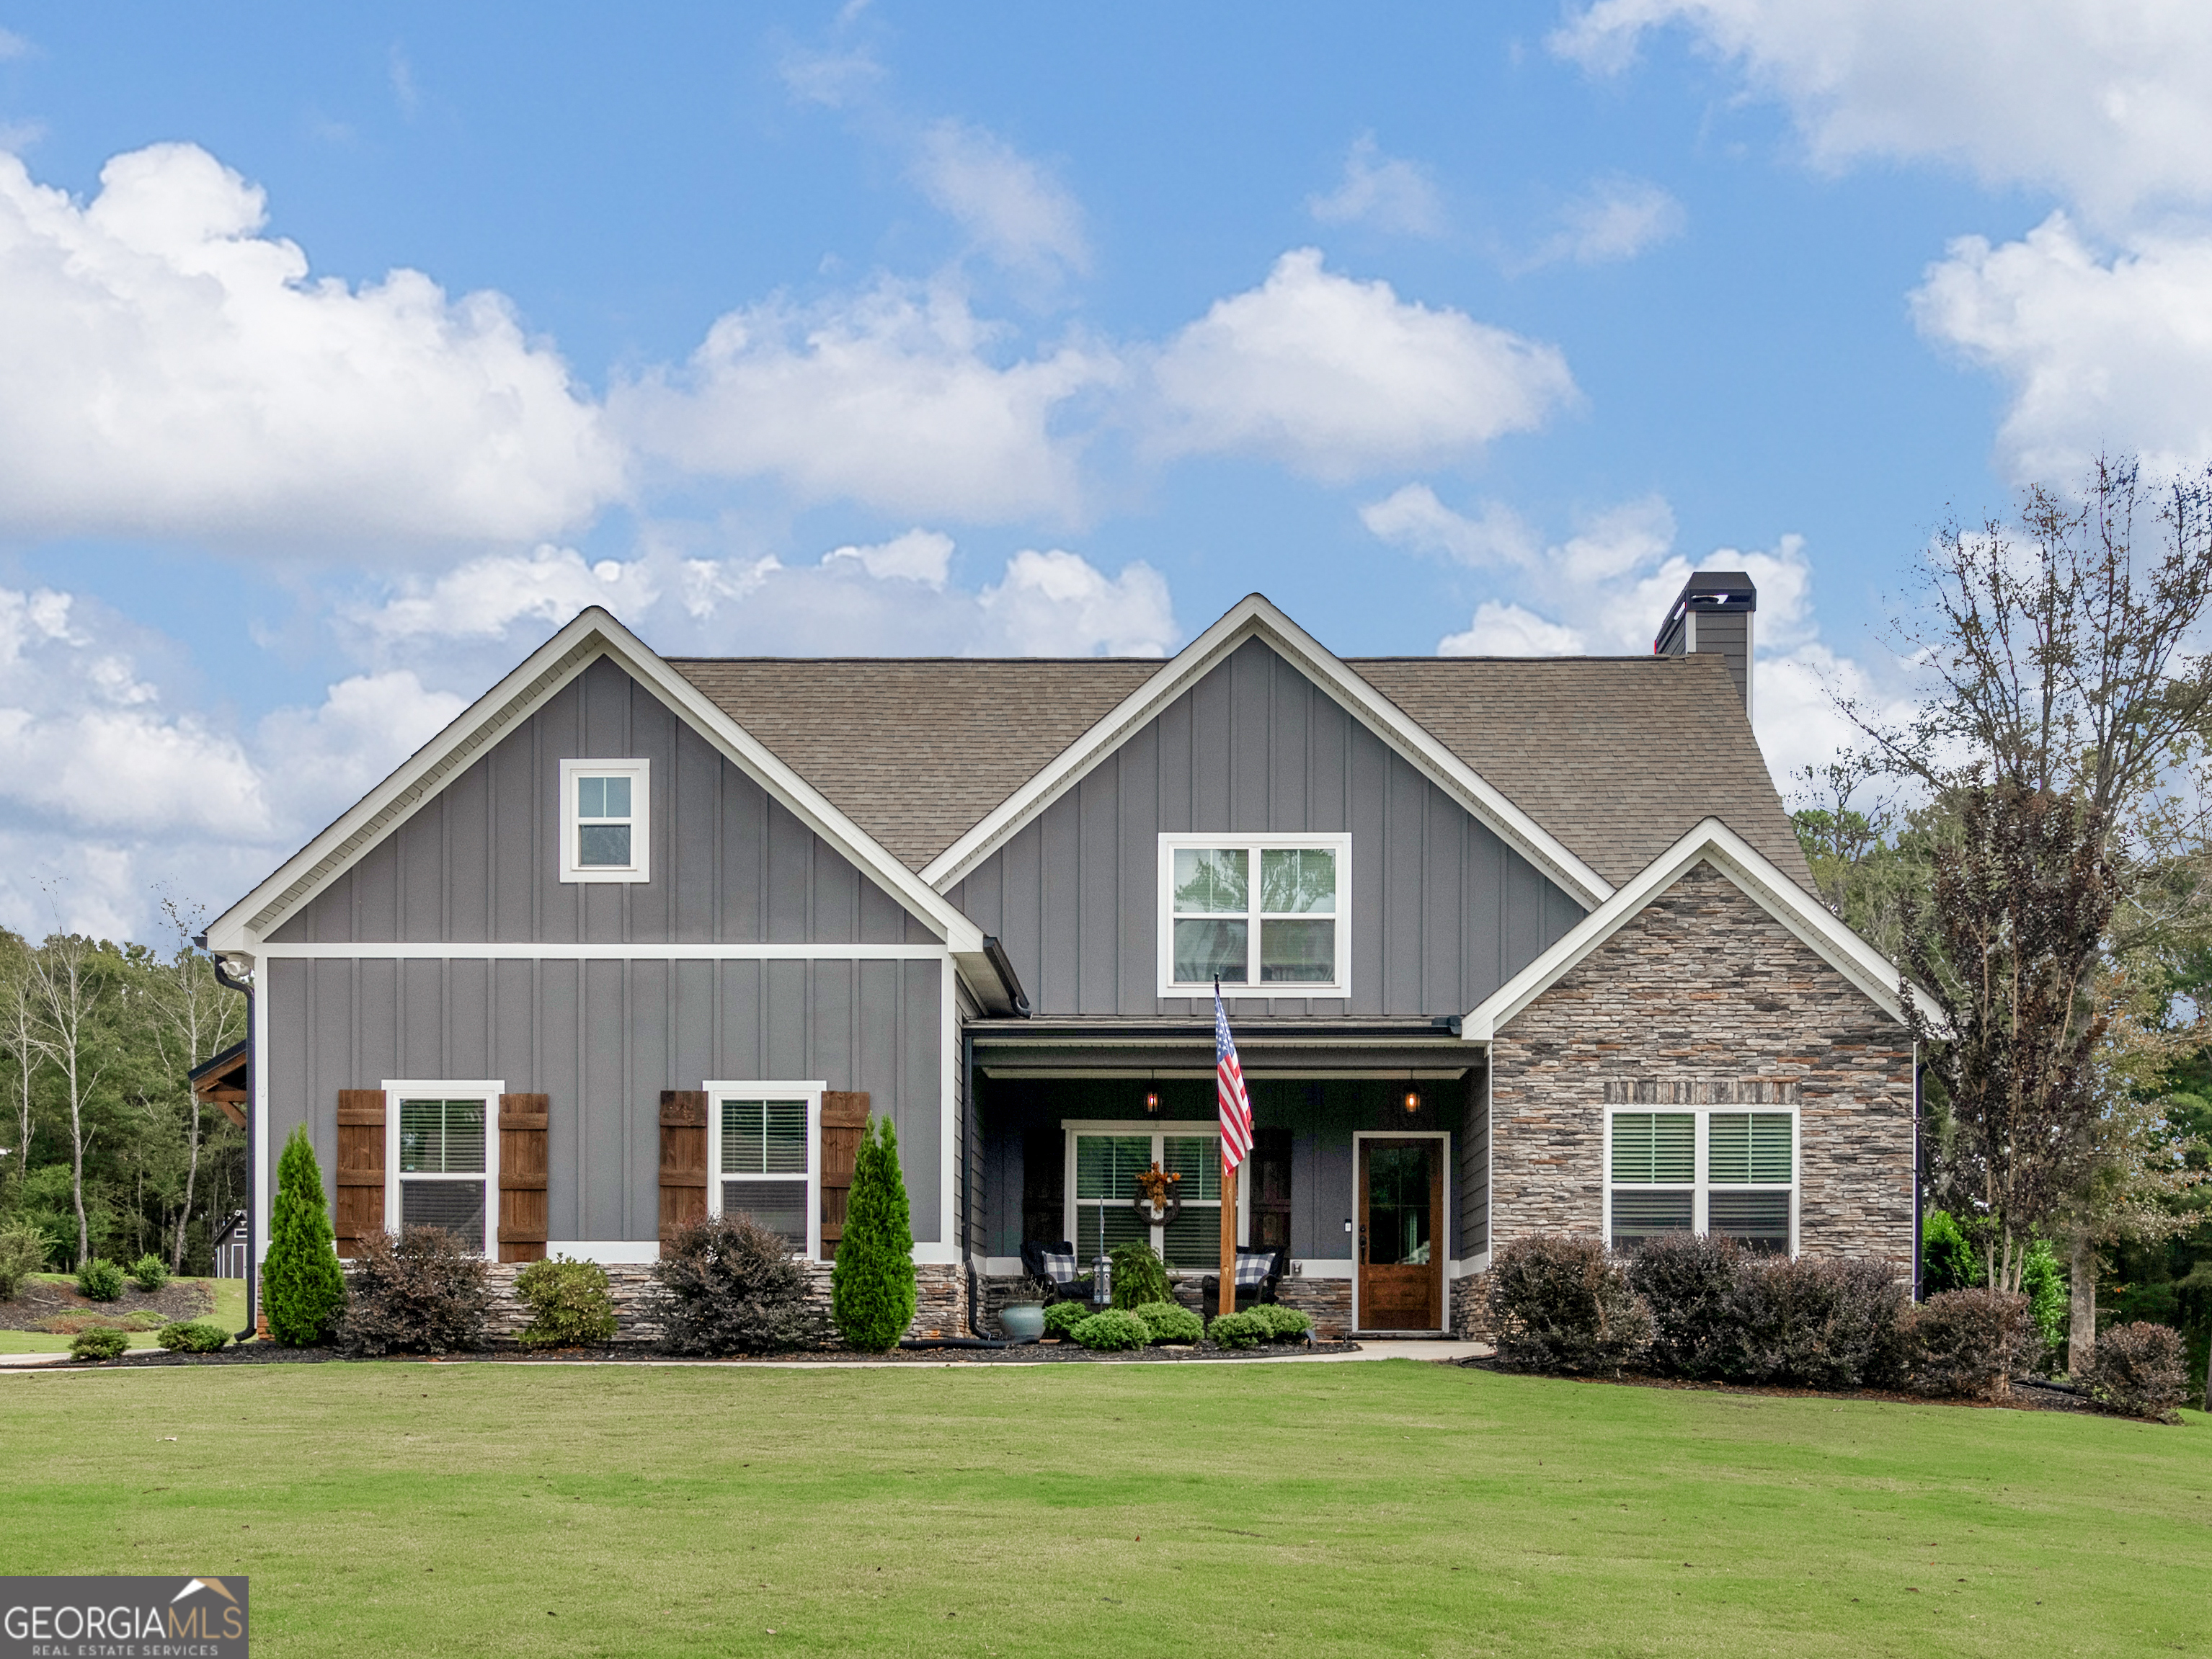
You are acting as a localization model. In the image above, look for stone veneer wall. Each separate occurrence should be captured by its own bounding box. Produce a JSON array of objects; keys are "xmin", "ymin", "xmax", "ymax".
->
[
  {"xmin": 1488, "ymin": 860, "xmax": 1915, "ymax": 1273},
  {"xmin": 466, "ymin": 1259, "xmax": 969, "ymax": 1348}
]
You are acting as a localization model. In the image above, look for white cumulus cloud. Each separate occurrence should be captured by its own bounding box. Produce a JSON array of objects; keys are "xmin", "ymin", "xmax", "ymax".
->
[
  {"xmin": 0, "ymin": 143, "xmax": 621, "ymax": 551},
  {"xmin": 1150, "ymin": 249, "xmax": 1577, "ymax": 479},
  {"xmin": 1439, "ymin": 602, "xmax": 1588, "ymax": 656},
  {"xmin": 819, "ymin": 529, "xmax": 955, "ymax": 588},
  {"xmin": 1307, "ymin": 135, "xmax": 1447, "ymax": 237},
  {"xmin": 353, "ymin": 546, "xmax": 654, "ymax": 645}
]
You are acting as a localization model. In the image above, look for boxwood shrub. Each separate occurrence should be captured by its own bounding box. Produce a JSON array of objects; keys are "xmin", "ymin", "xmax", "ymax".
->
[
  {"xmin": 155, "ymin": 1320, "xmax": 231, "ymax": 1353},
  {"xmin": 75, "ymin": 1258, "xmax": 125, "ymax": 1302},
  {"xmin": 1132, "ymin": 1300, "xmax": 1202, "ymax": 1344},
  {"xmin": 1071, "ymin": 1307, "xmax": 1149, "ymax": 1351},
  {"xmin": 514, "ymin": 1256, "xmax": 619, "ymax": 1348},
  {"xmin": 69, "ymin": 1326, "xmax": 128, "ymax": 1361},
  {"xmin": 1247, "ymin": 1304, "xmax": 1311, "ymax": 1340},
  {"xmin": 129, "ymin": 1254, "xmax": 170, "ymax": 1294},
  {"xmin": 1041, "ymin": 1299, "xmax": 1093, "ymax": 1338},
  {"xmin": 1207, "ymin": 1309, "xmax": 1266, "ymax": 1348}
]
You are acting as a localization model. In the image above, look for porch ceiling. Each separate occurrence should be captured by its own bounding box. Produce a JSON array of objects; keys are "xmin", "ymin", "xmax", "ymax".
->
[{"xmin": 969, "ymin": 1017, "xmax": 1480, "ymax": 1077}]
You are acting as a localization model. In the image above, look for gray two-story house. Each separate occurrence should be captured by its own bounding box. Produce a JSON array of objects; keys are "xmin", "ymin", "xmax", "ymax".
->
[{"xmin": 202, "ymin": 578, "xmax": 1919, "ymax": 1340}]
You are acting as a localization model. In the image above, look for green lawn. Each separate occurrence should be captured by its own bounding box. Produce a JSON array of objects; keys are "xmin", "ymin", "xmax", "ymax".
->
[
  {"xmin": 0, "ymin": 1358, "xmax": 2204, "ymax": 1658},
  {"xmin": 0, "ymin": 1276, "xmax": 245, "ymax": 1352}
]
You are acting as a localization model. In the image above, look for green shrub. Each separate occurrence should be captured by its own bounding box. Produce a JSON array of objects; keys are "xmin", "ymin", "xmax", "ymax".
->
[
  {"xmin": 69, "ymin": 1326, "xmax": 128, "ymax": 1361},
  {"xmin": 1625, "ymin": 1231, "xmax": 1742, "ymax": 1378},
  {"xmin": 1247, "ymin": 1304, "xmax": 1312, "ymax": 1341},
  {"xmin": 75, "ymin": 1257, "xmax": 125, "ymax": 1302},
  {"xmin": 129, "ymin": 1253, "xmax": 170, "ymax": 1294},
  {"xmin": 1207, "ymin": 1309, "xmax": 1266, "ymax": 1348},
  {"xmin": 1906, "ymin": 1288, "xmax": 2035, "ymax": 1398},
  {"xmin": 1483, "ymin": 1235, "xmax": 1652, "ymax": 1375},
  {"xmin": 2019, "ymin": 1237, "xmax": 2068, "ymax": 1354},
  {"xmin": 0, "ymin": 1219, "xmax": 49, "ymax": 1299},
  {"xmin": 1108, "ymin": 1241, "xmax": 1174, "ymax": 1311},
  {"xmin": 514, "ymin": 1256, "xmax": 618, "ymax": 1348},
  {"xmin": 2080, "ymin": 1321, "xmax": 2188, "ymax": 1422},
  {"xmin": 1041, "ymin": 1299, "xmax": 1093, "ymax": 1338},
  {"xmin": 831, "ymin": 1117, "xmax": 917, "ymax": 1351},
  {"xmin": 155, "ymin": 1320, "xmax": 230, "ymax": 1353},
  {"xmin": 263, "ymin": 1126, "xmax": 346, "ymax": 1345},
  {"xmin": 1071, "ymin": 1307, "xmax": 1149, "ymax": 1351},
  {"xmin": 655, "ymin": 1213, "xmax": 829, "ymax": 1356},
  {"xmin": 337, "ymin": 1226, "xmax": 493, "ymax": 1356},
  {"xmin": 1132, "ymin": 1300, "xmax": 1202, "ymax": 1343},
  {"xmin": 1919, "ymin": 1209, "xmax": 1980, "ymax": 1296}
]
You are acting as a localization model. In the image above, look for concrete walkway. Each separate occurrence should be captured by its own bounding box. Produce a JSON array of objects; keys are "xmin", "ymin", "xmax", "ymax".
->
[{"xmin": 2, "ymin": 1338, "xmax": 1488, "ymax": 1373}]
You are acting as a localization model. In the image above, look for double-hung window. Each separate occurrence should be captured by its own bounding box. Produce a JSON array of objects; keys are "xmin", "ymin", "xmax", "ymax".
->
[
  {"xmin": 706, "ymin": 1082, "xmax": 822, "ymax": 1258},
  {"xmin": 386, "ymin": 1081, "xmax": 501, "ymax": 1256},
  {"xmin": 1158, "ymin": 833, "xmax": 1350, "ymax": 996},
  {"xmin": 1606, "ymin": 1108, "xmax": 1796, "ymax": 1254},
  {"xmin": 559, "ymin": 758, "xmax": 650, "ymax": 883},
  {"xmin": 1065, "ymin": 1122, "xmax": 1227, "ymax": 1271}
]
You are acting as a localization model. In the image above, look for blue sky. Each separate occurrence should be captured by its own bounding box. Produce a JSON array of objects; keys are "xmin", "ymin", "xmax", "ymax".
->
[{"xmin": 0, "ymin": 1, "xmax": 2206, "ymax": 940}]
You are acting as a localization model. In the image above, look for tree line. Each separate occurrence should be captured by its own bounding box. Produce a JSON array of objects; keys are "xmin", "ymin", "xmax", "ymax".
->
[{"xmin": 0, "ymin": 900, "xmax": 246, "ymax": 1276}]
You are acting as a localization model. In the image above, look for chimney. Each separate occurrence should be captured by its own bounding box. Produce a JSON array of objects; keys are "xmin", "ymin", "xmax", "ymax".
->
[{"xmin": 1654, "ymin": 570, "xmax": 1757, "ymax": 716}]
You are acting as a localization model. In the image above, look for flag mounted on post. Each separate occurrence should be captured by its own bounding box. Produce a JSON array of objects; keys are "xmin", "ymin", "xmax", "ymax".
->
[{"xmin": 1214, "ymin": 980, "xmax": 1252, "ymax": 1318}]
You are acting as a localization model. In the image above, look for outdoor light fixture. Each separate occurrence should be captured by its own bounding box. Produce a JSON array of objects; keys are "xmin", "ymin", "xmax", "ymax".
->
[
  {"xmin": 1403, "ymin": 1090, "xmax": 1421, "ymax": 1114},
  {"xmin": 1144, "ymin": 1068, "xmax": 1160, "ymax": 1114}
]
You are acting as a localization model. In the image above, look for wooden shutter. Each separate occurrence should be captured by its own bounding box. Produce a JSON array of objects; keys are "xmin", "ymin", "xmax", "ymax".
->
[
  {"xmin": 498, "ymin": 1093, "xmax": 550, "ymax": 1264},
  {"xmin": 334, "ymin": 1090, "xmax": 386, "ymax": 1258},
  {"xmin": 819, "ymin": 1091, "xmax": 870, "ymax": 1260},
  {"xmin": 659, "ymin": 1090, "xmax": 709, "ymax": 1253}
]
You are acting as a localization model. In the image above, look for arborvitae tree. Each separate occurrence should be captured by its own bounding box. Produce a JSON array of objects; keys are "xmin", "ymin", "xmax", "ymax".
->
[
  {"xmin": 263, "ymin": 1126, "xmax": 346, "ymax": 1344},
  {"xmin": 830, "ymin": 1116, "xmax": 915, "ymax": 1351}
]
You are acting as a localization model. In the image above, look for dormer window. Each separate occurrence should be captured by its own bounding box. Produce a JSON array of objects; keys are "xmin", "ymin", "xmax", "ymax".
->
[
  {"xmin": 1157, "ymin": 833, "xmax": 1351, "ymax": 997},
  {"xmin": 559, "ymin": 758, "xmax": 650, "ymax": 883}
]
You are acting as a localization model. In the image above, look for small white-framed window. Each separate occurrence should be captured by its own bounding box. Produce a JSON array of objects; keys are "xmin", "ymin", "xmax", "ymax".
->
[
  {"xmin": 705, "ymin": 1080, "xmax": 823, "ymax": 1259},
  {"xmin": 1062, "ymin": 1121, "xmax": 1238, "ymax": 1271},
  {"xmin": 384, "ymin": 1080, "xmax": 502, "ymax": 1257},
  {"xmin": 1604, "ymin": 1108, "xmax": 1798, "ymax": 1255},
  {"xmin": 1158, "ymin": 832, "xmax": 1351, "ymax": 997},
  {"xmin": 559, "ymin": 757, "xmax": 651, "ymax": 883}
]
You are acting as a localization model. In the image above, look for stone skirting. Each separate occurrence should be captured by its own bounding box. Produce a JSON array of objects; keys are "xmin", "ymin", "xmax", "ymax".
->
[{"xmin": 1450, "ymin": 1273, "xmax": 1490, "ymax": 1341}]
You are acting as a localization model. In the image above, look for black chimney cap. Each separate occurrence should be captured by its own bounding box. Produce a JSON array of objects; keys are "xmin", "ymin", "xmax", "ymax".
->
[{"xmin": 1653, "ymin": 569, "xmax": 1756, "ymax": 653}]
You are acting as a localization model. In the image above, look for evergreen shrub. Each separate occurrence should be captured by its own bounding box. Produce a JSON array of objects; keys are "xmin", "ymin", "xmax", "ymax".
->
[
  {"xmin": 1070, "ymin": 1307, "xmax": 1148, "ymax": 1351},
  {"xmin": 1906, "ymin": 1288, "xmax": 2035, "ymax": 1398},
  {"xmin": 76, "ymin": 1258, "xmax": 125, "ymax": 1302},
  {"xmin": 2079, "ymin": 1322, "xmax": 2188, "ymax": 1422},
  {"xmin": 1206, "ymin": 1309, "xmax": 1266, "ymax": 1348},
  {"xmin": 1919, "ymin": 1209, "xmax": 1979, "ymax": 1296},
  {"xmin": 0, "ymin": 1221, "xmax": 50, "ymax": 1299},
  {"xmin": 156, "ymin": 1320, "xmax": 231, "ymax": 1353},
  {"xmin": 129, "ymin": 1254, "xmax": 170, "ymax": 1293},
  {"xmin": 1107, "ymin": 1241, "xmax": 1174, "ymax": 1310},
  {"xmin": 1483, "ymin": 1236, "xmax": 1652, "ymax": 1374},
  {"xmin": 337, "ymin": 1226, "xmax": 492, "ymax": 1356},
  {"xmin": 1041, "ymin": 1299, "xmax": 1093, "ymax": 1338},
  {"xmin": 515, "ymin": 1255, "xmax": 619, "ymax": 1348},
  {"xmin": 2018, "ymin": 1238, "xmax": 2069, "ymax": 1354},
  {"xmin": 1716, "ymin": 1255, "xmax": 1911, "ymax": 1389},
  {"xmin": 1247, "ymin": 1304, "xmax": 1311, "ymax": 1340},
  {"xmin": 831, "ymin": 1118, "xmax": 916, "ymax": 1351},
  {"xmin": 656, "ymin": 1214, "xmax": 828, "ymax": 1356},
  {"xmin": 70, "ymin": 1326, "xmax": 128, "ymax": 1361},
  {"xmin": 1132, "ymin": 1300, "xmax": 1202, "ymax": 1343},
  {"xmin": 1626, "ymin": 1232, "xmax": 1742, "ymax": 1379},
  {"xmin": 263, "ymin": 1126, "xmax": 346, "ymax": 1345}
]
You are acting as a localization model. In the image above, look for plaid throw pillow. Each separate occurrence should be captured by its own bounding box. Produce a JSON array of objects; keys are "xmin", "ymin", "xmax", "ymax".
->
[
  {"xmin": 1039, "ymin": 1249, "xmax": 1078, "ymax": 1284},
  {"xmin": 1232, "ymin": 1250, "xmax": 1276, "ymax": 1288}
]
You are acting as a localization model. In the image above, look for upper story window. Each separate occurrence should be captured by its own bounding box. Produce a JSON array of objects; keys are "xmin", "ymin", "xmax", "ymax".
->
[
  {"xmin": 1157, "ymin": 833, "xmax": 1350, "ymax": 997},
  {"xmin": 559, "ymin": 758, "xmax": 650, "ymax": 884},
  {"xmin": 1605, "ymin": 1108, "xmax": 1797, "ymax": 1255}
]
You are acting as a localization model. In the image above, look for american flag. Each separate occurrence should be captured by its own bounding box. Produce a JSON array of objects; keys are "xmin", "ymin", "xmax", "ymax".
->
[{"xmin": 1214, "ymin": 980, "xmax": 1253, "ymax": 1170}]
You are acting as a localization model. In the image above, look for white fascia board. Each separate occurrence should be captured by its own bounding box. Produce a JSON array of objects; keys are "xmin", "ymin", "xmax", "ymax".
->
[
  {"xmin": 1462, "ymin": 816, "xmax": 1945, "ymax": 1041},
  {"xmin": 205, "ymin": 606, "xmax": 985, "ymax": 961},
  {"xmin": 919, "ymin": 593, "xmax": 1614, "ymax": 908}
]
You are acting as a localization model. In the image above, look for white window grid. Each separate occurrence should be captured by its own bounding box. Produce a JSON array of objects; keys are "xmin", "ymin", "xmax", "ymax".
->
[
  {"xmin": 559, "ymin": 757, "xmax": 652, "ymax": 884},
  {"xmin": 1155, "ymin": 832, "xmax": 1352, "ymax": 998},
  {"xmin": 1061, "ymin": 1119, "xmax": 1246, "ymax": 1271},
  {"xmin": 1600, "ymin": 1106, "xmax": 1799, "ymax": 1254},
  {"xmin": 383, "ymin": 1080, "xmax": 503, "ymax": 1258},
  {"xmin": 703, "ymin": 1080, "xmax": 823, "ymax": 1260}
]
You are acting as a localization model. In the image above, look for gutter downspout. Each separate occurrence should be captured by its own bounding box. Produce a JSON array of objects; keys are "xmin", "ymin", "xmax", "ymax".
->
[
  {"xmin": 202, "ymin": 940, "xmax": 257, "ymax": 1341},
  {"xmin": 1912, "ymin": 1046, "xmax": 1924, "ymax": 1303}
]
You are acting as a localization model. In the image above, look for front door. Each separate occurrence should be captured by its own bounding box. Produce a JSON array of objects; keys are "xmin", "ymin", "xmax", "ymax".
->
[{"xmin": 1359, "ymin": 1139, "xmax": 1443, "ymax": 1331}]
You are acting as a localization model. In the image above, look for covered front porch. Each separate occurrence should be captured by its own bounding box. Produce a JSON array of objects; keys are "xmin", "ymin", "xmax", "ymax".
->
[{"xmin": 963, "ymin": 1019, "xmax": 1486, "ymax": 1338}]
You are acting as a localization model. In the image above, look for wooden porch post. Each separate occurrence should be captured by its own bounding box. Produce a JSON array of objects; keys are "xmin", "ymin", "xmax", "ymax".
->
[{"xmin": 1218, "ymin": 1156, "xmax": 1237, "ymax": 1318}]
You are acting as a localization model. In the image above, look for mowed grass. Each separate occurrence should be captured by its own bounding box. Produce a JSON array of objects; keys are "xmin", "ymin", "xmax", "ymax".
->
[
  {"xmin": 1, "ymin": 1359, "xmax": 2206, "ymax": 1658},
  {"xmin": 0, "ymin": 1277, "xmax": 246, "ymax": 1352}
]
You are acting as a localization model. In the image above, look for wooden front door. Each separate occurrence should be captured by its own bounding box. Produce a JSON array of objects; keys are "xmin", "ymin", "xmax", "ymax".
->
[{"xmin": 1359, "ymin": 1139, "xmax": 1444, "ymax": 1331}]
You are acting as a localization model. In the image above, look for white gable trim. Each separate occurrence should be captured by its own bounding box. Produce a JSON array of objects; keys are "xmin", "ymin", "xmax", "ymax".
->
[
  {"xmin": 1462, "ymin": 816, "xmax": 1938, "ymax": 1041},
  {"xmin": 918, "ymin": 593, "xmax": 1615, "ymax": 907},
  {"xmin": 204, "ymin": 607, "xmax": 985, "ymax": 959}
]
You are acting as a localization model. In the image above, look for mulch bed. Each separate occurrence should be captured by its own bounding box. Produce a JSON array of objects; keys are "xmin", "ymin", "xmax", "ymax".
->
[
  {"xmin": 53, "ymin": 1336, "xmax": 1360, "ymax": 1369},
  {"xmin": 1460, "ymin": 1356, "xmax": 2116, "ymax": 1415},
  {"xmin": 1, "ymin": 1274, "xmax": 213, "ymax": 1333}
]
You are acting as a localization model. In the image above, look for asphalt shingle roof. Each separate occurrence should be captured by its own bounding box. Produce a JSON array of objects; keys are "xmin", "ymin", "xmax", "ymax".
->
[{"xmin": 666, "ymin": 649, "xmax": 1811, "ymax": 893}]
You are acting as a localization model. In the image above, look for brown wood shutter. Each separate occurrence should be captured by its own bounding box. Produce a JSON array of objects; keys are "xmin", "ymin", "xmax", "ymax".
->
[
  {"xmin": 334, "ymin": 1090, "xmax": 386, "ymax": 1258},
  {"xmin": 658, "ymin": 1090, "xmax": 709, "ymax": 1253},
  {"xmin": 818, "ymin": 1092, "xmax": 870, "ymax": 1260},
  {"xmin": 498, "ymin": 1094, "xmax": 550, "ymax": 1263}
]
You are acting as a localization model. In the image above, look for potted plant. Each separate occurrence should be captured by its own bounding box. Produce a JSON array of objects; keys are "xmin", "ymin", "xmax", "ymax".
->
[{"xmin": 997, "ymin": 1278, "xmax": 1052, "ymax": 1342}]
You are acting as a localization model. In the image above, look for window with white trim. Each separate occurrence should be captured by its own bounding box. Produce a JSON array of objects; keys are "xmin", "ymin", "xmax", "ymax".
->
[
  {"xmin": 1065, "ymin": 1123, "xmax": 1226, "ymax": 1271},
  {"xmin": 559, "ymin": 758, "xmax": 650, "ymax": 883},
  {"xmin": 386, "ymin": 1082, "xmax": 501, "ymax": 1256},
  {"xmin": 1158, "ymin": 833, "xmax": 1350, "ymax": 995},
  {"xmin": 706, "ymin": 1082, "xmax": 822, "ymax": 1257},
  {"xmin": 1605, "ymin": 1108, "xmax": 1796, "ymax": 1255}
]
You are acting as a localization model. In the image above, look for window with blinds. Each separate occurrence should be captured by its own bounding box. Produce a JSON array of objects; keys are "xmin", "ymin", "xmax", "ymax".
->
[
  {"xmin": 719, "ymin": 1097, "xmax": 810, "ymax": 1248},
  {"xmin": 394, "ymin": 1093, "xmax": 494, "ymax": 1254},
  {"xmin": 1070, "ymin": 1126, "xmax": 1225, "ymax": 1270},
  {"xmin": 1607, "ymin": 1107, "xmax": 1795, "ymax": 1255}
]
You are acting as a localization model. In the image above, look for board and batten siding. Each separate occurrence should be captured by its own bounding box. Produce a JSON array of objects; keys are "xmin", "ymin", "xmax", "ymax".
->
[{"xmin": 945, "ymin": 637, "xmax": 1586, "ymax": 1017}]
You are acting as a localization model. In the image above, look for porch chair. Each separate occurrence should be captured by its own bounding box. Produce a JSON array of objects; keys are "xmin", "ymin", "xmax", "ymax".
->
[
  {"xmin": 1020, "ymin": 1240, "xmax": 1093, "ymax": 1304},
  {"xmin": 1200, "ymin": 1246, "xmax": 1287, "ymax": 1314}
]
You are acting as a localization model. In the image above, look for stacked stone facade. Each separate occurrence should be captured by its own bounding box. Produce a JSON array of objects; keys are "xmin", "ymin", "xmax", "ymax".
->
[
  {"xmin": 1488, "ymin": 859, "xmax": 1914, "ymax": 1273},
  {"xmin": 469, "ymin": 1258, "xmax": 969, "ymax": 1348}
]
